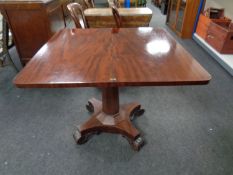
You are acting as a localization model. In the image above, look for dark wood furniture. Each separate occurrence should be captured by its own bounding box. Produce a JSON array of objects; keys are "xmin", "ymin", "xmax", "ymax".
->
[
  {"xmin": 0, "ymin": 0, "xmax": 73, "ymax": 65},
  {"xmin": 84, "ymin": 8, "xmax": 152, "ymax": 28},
  {"xmin": 14, "ymin": 28, "xmax": 211, "ymax": 151},
  {"xmin": 196, "ymin": 12, "xmax": 231, "ymax": 40},
  {"xmin": 67, "ymin": 2, "xmax": 88, "ymax": 28},
  {"xmin": 196, "ymin": 8, "xmax": 233, "ymax": 54},
  {"xmin": 166, "ymin": 0, "xmax": 201, "ymax": 38},
  {"xmin": 206, "ymin": 21, "xmax": 233, "ymax": 54}
]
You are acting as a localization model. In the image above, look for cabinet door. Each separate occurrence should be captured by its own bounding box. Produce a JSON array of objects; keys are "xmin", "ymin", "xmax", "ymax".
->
[{"xmin": 175, "ymin": 0, "xmax": 186, "ymax": 32}]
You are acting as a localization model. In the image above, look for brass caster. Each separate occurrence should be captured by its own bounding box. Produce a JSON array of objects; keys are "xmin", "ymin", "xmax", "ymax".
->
[{"xmin": 130, "ymin": 136, "xmax": 145, "ymax": 151}]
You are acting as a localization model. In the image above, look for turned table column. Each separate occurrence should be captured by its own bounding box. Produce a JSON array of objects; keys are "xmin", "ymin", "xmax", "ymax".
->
[{"xmin": 102, "ymin": 87, "xmax": 119, "ymax": 115}]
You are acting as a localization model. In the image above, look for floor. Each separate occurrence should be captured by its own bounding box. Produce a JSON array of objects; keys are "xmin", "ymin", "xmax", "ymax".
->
[{"xmin": 0, "ymin": 2, "xmax": 233, "ymax": 175}]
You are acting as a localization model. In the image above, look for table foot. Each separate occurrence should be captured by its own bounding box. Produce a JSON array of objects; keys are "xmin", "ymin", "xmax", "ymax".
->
[
  {"xmin": 74, "ymin": 99, "xmax": 145, "ymax": 151},
  {"xmin": 127, "ymin": 136, "xmax": 145, "ymax": 151},
  {"xmin": 129, "ymin": 104, "xmax": 145, "ymax": 121},
  {"xmin": 86, "ymin": 98, "xmax": 102, "ymax": 114},
  {"xmin": 73, "ymin": 129, "xmax": 100, "ymax": 144}
]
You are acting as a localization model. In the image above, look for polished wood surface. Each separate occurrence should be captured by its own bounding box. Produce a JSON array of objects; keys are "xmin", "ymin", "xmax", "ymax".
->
[
  {"xmin": 74, "ymin": 96, "xmax": 145, "ymax": 151},
  {"xmin": 14, "ymin": 28, "xmax": 211, "ymax": 88},
  {"xmin": 84, "ymin": 8, "xmax": 152, "ymax": 28},
  {"xmin": 14, "ymin": 27, "xmax": 211, "ymax": 151},
  {"xmin": 0, "ymin": 0, "xmax": 73, "ymax": 65}
]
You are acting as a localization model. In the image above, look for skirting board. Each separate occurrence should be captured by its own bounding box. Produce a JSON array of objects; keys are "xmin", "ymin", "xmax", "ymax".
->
[{"xmin": 193, "ymin": 33, "xmax": 233, "ymax": 76}]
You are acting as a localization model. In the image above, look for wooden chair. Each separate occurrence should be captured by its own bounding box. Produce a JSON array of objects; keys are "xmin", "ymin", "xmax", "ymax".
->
[
  {"xmin": 111, "ymin": 5, "xmax": 122, "ymax": 28},
  {"xmin": 67, "ymin": 3, "xmax": 88, "ymax": 29},
  {"xmin": 84, "ymin": 0, "xmax": 95, "ymax": 8}
]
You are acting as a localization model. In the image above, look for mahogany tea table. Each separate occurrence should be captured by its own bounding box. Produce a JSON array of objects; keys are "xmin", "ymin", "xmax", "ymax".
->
[{"xmin": 14, "ymin": 28, "xmax": 211, "ymax": 151}]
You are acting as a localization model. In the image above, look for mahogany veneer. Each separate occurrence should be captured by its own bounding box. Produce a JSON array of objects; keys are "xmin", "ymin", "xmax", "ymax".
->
[{"xmin": 14, "ymin": 28, "xmax": 211, "ymax": 151}]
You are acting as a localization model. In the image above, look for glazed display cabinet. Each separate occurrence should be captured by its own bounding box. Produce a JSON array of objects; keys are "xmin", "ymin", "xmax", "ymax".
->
[{"xmin": 166, "ymin": 0, "xmax": 201, "ymax": 38}]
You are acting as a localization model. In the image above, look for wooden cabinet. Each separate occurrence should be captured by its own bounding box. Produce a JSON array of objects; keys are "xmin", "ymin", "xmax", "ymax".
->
[
  {"xmin": 0, "ymin": 0, "xmax": 73, "ymax": 65},
  {"xmin": 196, "ymin": 13, "xmax": 231, "ymax": 40},
  {"xmin": 166, "ymin": 0, "xmax": 201, "ymax": 38},
  {"xmin": 206, "ymin": 22, "xmax": 233, "ymax": 54}
]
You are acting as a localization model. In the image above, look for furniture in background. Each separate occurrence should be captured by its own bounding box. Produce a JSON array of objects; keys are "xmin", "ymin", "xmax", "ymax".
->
[
  {"xmin": 206, "ymin": 21, "xmax": 233, "ymax": 54},
  {"xmin": 0, "ymin": 0, "xmax": 73, "ymax": 65},
  {"xmin": 193, "ymin": 1, "xmax": 233, "ymax": 76},
  {"xmin": 116, "ymin": 0, "xmax": 146, "ymax": 7},
  {"xmin": 75, "ymin": 0, "xmax": 89, "ymax": 9},
  {"xmin": 152, "ymin": 0, "xmax": 168, "ymax": 15},
  {"xmin": 14, "ymin": 28, "xmax": 211, "ymax": 151},
  {"xmin": 196, "ymin": 13, "xmax": 231, "ymax": 40},
  {"xmin": 84, "ymin": 0, "xmax": 95, "ymax": 8},
  {"xmin": 160, "ymin": 0, "xmax": 168, "ymax": 15},
  {"xmin": 196, "ymin": 8, "xmax": 233, "ymax": 54},
  {"xmin": 166, "ymin": 0, "xmax": 201, "ymax": 38},
  {"xmin": 0, "ymin": 15, "xmax": 17, "ymax": 70},
  {"xmin": 111, "ymin": 6, "xmax": 122, "ymax": 27},
  {"xmin": 84, "ymin": 7, "xmax": 152, "ymax": 28},
  {"xmin": 67, "ymin": 3, "xmax": 88, "ymax": 28},
  {"xmin": 152, "ymin": 0, "xmax": 161, "ymax": 7}
]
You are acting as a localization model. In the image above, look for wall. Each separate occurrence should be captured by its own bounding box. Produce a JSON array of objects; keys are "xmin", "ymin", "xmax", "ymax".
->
[{"xmin": 205, "ymin": 0, "xmax": 233, "ymax": 19}]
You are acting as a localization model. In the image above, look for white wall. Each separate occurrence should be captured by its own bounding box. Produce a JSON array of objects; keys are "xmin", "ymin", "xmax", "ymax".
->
[{"xmin": 205, "ymin": 0, "xmax": 233, "ymax": 19}]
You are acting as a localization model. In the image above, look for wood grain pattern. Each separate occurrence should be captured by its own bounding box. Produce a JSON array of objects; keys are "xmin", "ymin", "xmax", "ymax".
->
[
  {"xmin": 84, "ymin": 8, "xmax": 152, "ymax": 28},
  {"xmin": 14, "ymin": 28, "xmax": 211, "ymax": 88},
  {"xmin": 102, "ymin": 87, "xmax": 119, "ymax": 115},
  {"xmin": 13, "ymin": 27, "xmax": 211, "ymax": 151}
]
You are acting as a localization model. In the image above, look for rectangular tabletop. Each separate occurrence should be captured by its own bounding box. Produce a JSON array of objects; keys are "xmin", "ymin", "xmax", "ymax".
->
[
  {"xmin": 84, "ymin": 8, "xmax": 153, "ymax": 28},
  {"xmin": 14, "ymin": 28, "xmax": 211, "ymax": 88}
]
